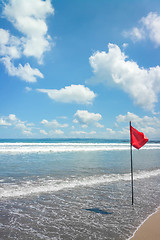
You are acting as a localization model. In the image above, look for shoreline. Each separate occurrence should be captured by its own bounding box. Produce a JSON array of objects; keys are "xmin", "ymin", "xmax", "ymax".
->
[{"xmin": 128, "ymin": 207, "xmax": 160, "ymax": 240}]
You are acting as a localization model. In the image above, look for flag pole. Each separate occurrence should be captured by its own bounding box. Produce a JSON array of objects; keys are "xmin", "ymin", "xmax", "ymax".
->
[{"xmin": 130, "ymin": 121, "xmax": 134, "ymax": 205}]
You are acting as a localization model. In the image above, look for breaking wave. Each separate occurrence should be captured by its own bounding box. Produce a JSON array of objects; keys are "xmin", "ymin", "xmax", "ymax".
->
[
  {"xmin": 1, "ymin": 169, "xmax": 160, "ymax": 199},
  {"xmin": 0, "ymin": 142, "xmax": 159, "ymax": 154}
]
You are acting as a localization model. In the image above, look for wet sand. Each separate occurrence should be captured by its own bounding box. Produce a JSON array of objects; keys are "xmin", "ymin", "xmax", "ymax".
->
[{"xmin": 130, "ymin": 208, "xmax": 160, "ymax": 240}]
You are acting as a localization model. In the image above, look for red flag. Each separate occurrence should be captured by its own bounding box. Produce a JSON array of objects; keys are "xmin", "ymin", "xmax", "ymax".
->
[{"xmin": 130, "ymin": 125, "xmax": 148, "ymax": 149}]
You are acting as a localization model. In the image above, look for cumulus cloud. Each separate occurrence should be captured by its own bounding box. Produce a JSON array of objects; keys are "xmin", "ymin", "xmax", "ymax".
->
[
  {"xmin": 116, "ymin": 111, "xmax": 160, "ymax": 138},
  {"xmin": 123, "ymin": 12, "xmax": 160, "ymax": 46},
  {"xmin": 40, "ymin": 129, "xmax": 48, "ymax": 135},
  {"xmin": 0, "ymin": 114, "xmax": 33, "ymax": 135},
  {"xmin": 88, "ymin": 43, "xmax": 160, "ymax": 111},
  {"xmin": 118, "ymin": 127, "xmax": 130, "ymax": 138},
  {"xmin": 106, "ymin": 128, "xmax": 115, "ymax": 135},
  {"xmin": 97, "ymin": 111, "xmax": 160, "ymax": 139},
  {"xmin": 0, "ymin": 28, "xmax": 21, "ymax": 59},
  {"xmin": 37, "ymin": 85, "xmax": 96, "ymax": 104},
  {"xmin": 0, "ymin": 0, "xmax": 53, "ymax": 82},
  {"xmin": 8, "ymin": 114, "xmax": 17, "ymax": 121},
  {"xmin": 141, "ymin": 12, "xmax": 160, "ymax": 46},
  {"xmin": 0, "ymin": 118, "xmax": 11, "ymax": 126},
  {"xmin": 123, "ymin": 27, "xmax": 145, "ymax": 42},
  {"xmin": 3, "ymin": 0, "xmax": 54, "ymax": 62},
  {"xmin": 0, "ymin": 28, "xmax": 9, "ymax": 45},
  {"xmin": 54, "ymin": 129, "xmax": 64, "ymax": 135},
  {"xmin": 1, "ymin": 57, "xmax": 44, "ymax": 82},
  {"xmin": 46, "ymin": 129, "xmax": 64, "ymax": 136},
  {"xmin": 25, "ymin": 86, "xmax": 32, "ymax": 92},
  {"xmin": 41, "ymin": 119, "xmax": 68, "ymax": 128},
  {"xmin": 73, "ymin": 110, "xmax": 103, "ymax": 128},
  {"xmin": 116, "ymin": 111, "xmax": 160, "ymax": 129},
  {"xmin": 94, "ymin": 122, "xmax": 104, "ymax": 128},
  {"xmin": 0, "ymin": 29, "xmax": 44, "ymax": 82}
]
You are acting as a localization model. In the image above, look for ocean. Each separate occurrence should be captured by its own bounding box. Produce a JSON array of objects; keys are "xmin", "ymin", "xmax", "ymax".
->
[{"xmin": 0, "ymin": 139, "xmax": 160, "ymax": 240}]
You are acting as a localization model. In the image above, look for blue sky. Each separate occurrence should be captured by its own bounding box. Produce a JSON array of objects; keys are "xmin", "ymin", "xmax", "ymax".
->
[{"xmin": 0, "ymin": 0, "xmax": 160, "ymax": 139}]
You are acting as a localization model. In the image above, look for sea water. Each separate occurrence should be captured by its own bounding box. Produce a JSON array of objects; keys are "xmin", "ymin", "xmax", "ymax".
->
[{"xmin": 0, "ymin": 139, "xmax": 160, "ymax": 240}]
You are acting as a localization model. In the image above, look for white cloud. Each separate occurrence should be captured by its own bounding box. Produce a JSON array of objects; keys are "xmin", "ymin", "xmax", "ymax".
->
[
  {"xmin": 37, "ymin": 85, "xmax": 96, "ymax": 104},
  {"xmin": 106, "ymin": 128, "xmax": 115, "ymax": 135},
  {"xmin": 70, "ymin": 111, "xmax": 160, "ymax": 139},
  {"xmin": 0, "ymin": 28, "xmax": 44, "ymax": 83},
  {"xmin": 1, "ymin": 57, "xmax": 44, "ymax": 82},
  {"xmin": 88, "ymin": 43, "xmax": 160, "ymax": 111},
  {"xmin": 0, "ymin": 114, "xmax": 33, "ymax": 135},
  {"xmin": 0, "ymin": 28, "xmax": 21, "ymax": 59},
  {"xmin": 41, "ymin": 119, "xmax": 68, "ymax": 128},
  {"xmin": 116, "ymin": 112, "xmax": 160, "ymax": 139},
  {"xmin": 0, "ymin": 114, "xmax": 17, "ymax": 126},
  {"xmin": 90, "ymin": 131, "xmax": 96, "ymax": 135},
  {"xmin": 25, "ymin": 86, "xmax": 32, "ymax": 92},
  {"xmin": 0, "ymin": 28, "xmax": 9, "ymax": 45},
  {"xmin": 123, "ymin": 27, "xmax": 145, "ymax": 42},
  {"xmin": 47, "ymin": 129, "xmax": 64, "ymax": 136},
  {"xmin": 22, "ymin": 130, "xmax": 32, "ymax": 136},
  {"xmin": 141, "ymin": 12, "xmax": 160, "ymax": 46},
  {"xmin": 3, "ymin": 0, "xmax": 54, "ymax": 62},
  {"xmin": 95, "ymin": 122, "xmax": 104, "ymax": 128},
  {"xmin": 124, "ymin": 12, "xmax": 160, "ymax": 46},
  {"xmin": 54, "ymin": 129, "xmax": 64, "ymax": 135},
  {"xmin": 40, "ymin": 128, "xmax": 65, "ymax": 136},
  {"xmin": 118, "ymin": 127, "xmax": 130, "ymax": 138},
  {"xmin": 73, "ymin": 110, "xmax": 102, "ymax": 128},
  {"xmin": 40, "ymin": 129, "xmax": 48, "ymax": 135},
  {"xmin": 122, "ymin": 43, "xmax": 128, "ymax": 49},
  {"xmin": 8, "ymin": 114, "xmax": 17, "ymax": 121},
  {"xmin": 0, "ymin": 118, "xmax": 11, "ymax": 126},
  {"xmin": 16, "ymin": 122, "xmax": 30, "ymax": 131},
  {"xmin": 0, "ymin": 0, "xmax": 54, "ymax": 82},
  {"xmin": 116, "ymin": 111, "xmax": 160, "ymax": 129},
  {"xmin": 116, "ymin": 112, "xmax": 139, "ymax": 123},
  {"xmin": 0, "ymin": 30, "xmax": 44, "ymax": 82}
]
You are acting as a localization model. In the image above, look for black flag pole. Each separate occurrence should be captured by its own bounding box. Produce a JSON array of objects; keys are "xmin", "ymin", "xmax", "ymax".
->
[{"xmin": 130, "ymin": 121, "xmax": 134, "ymax": 205}]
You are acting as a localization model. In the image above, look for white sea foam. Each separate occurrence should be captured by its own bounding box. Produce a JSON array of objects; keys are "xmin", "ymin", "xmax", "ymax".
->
[
  {"xmin": 1, "ymin": 169, "xmax": 160, "ymax": 199},
  {"xmin": 0, "ymin": 142, "xmax": 159, "ymax": 154}
]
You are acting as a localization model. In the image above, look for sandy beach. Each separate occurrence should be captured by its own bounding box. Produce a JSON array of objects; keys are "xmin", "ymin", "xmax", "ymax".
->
[{"xmin": 130, "ymin": 208, "xmax": 160, "ymax": 240}]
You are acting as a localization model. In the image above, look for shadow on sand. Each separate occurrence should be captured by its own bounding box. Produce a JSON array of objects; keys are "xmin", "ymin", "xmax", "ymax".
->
[{"xmin": 85, "ymin": 208, "xmax": 113, "ymax": 215}]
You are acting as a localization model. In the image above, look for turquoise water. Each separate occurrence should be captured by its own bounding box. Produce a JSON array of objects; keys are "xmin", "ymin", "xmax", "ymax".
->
[{"xmin": 0, "ymin": 139, "xmax": 160, "ymax": 239}]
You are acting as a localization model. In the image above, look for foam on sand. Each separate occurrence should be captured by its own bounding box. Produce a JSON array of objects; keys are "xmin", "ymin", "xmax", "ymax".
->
[{"xmin": 128, "ymin": 207, "xmax": 160, "ymax": 240}]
